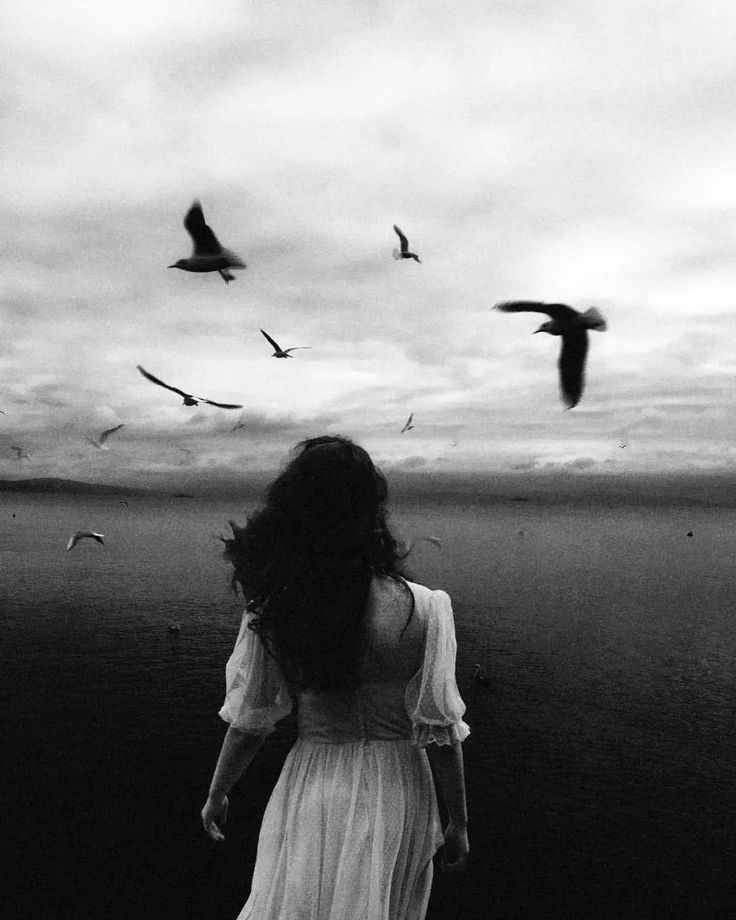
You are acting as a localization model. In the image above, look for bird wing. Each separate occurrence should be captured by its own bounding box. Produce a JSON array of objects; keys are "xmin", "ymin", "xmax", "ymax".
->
[
  {"xmin": 283, "ymin": 347, "xmax": 313, "ymax": 354},
  {"xmin": 137, "ymin": 365, "xmax": 191, "ymax": 399},
  {"xmin": 393, "ymin": 225, "xmax": 409, "ymax": 253},
  {"xmin": 199, "ymin": 398, "xmax": 244, "ymax": 410},
  {"xmin": 66, "ymin": 534, "xmax": 78, "ymax": 551},
  {"xmin": 406, "ymin": 412, "xmax": 414, "ymax": 427},
  {"xmin": 495, "ymin": 301, "xmax": 579, "ymax": 322},
  {"xmin": 184, "ymin": 201, "xmax": 222, "ymax": 256},
  {"xmin": 98, "ymin": 424, "xmax": 124, "ymax": 444},
  {"xmin": 260, "ymin": 329, "xmax": 282, "ymax": 351},
  {"xmin": 558, "ymin": 330, "xmax": 589, "ymax": 409}
]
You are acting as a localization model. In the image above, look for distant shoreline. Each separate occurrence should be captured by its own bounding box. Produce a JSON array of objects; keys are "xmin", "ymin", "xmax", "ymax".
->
[{"xmin": 1, "ymin": 473, "xmax": 734, "ymax": 509}]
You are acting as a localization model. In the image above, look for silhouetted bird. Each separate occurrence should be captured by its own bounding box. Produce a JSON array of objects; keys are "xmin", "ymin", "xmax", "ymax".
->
[
  {"xmin": 494, "ymin": 301, "xmax": 607, "ymax": 408},
  {"xmin": 85, "ymin": 424, "xmax": 124, "ymax": 450},
  {"xmin": 392, "ymin": 225, "xmax": 421, "ymax": 263},
  {"xmin": 400, "ymin": 413, "xmax": 414, "ymax": 433},
  {"xmin": 260, "ymin": 329, "xmax": 312, "ymax": 358},
  {"xmin": 136, "ymin": 365, "xmax": 242, "ymax": 409},
  {"xmin": 10, "ymin": 446, "xmax": 30, "ymax": 461},
  {"xmin": 168, "ymin": 200, "xmax": 246, "ymax": 283}
]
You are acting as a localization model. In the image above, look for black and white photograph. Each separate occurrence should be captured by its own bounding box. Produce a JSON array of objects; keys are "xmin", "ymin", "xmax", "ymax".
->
[{"xmin": 3, "ymin": 1, "xmax": 735, "ymax": 918}]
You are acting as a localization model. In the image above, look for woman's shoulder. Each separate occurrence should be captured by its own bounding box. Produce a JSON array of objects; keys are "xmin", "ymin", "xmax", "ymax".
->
[{"xmin": 402, "ymin": 580, "xmax": 452, "ymax": 612}]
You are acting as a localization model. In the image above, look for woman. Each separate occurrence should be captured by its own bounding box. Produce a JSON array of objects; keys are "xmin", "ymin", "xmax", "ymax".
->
[{"xmin": 202, "ymin": 436, "xmax": 469, "ymax": 920}]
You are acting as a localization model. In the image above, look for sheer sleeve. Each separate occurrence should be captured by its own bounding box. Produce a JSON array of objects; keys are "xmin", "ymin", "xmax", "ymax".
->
[
  {"xmin": 218, "ymin": 611, "xmax": 293, "ymax": 736},
  {"xmin": 404, "ymin": 589, "xmax": 471, "ymax": 748}
]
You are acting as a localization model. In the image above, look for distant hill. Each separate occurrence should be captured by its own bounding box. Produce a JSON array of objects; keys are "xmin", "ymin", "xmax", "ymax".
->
[{"xmin": 0, "ymin": 478, "xmax": 155, "ymax": 496}]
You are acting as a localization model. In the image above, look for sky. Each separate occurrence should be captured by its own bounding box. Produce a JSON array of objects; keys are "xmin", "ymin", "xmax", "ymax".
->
[{"xmin": 3, "ymin": 0, "xmax": 736, "ymax": 489}]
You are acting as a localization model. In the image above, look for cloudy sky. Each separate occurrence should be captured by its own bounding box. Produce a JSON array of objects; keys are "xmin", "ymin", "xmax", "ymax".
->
[{"xmin": 3, "ymin": 0, "xmax": 736, "ymax": 488}]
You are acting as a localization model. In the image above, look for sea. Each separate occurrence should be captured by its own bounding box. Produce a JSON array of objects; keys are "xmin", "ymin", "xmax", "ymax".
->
[{"xmin": 2, "ymin": 490, "xmax": 735, "ymax": 919}]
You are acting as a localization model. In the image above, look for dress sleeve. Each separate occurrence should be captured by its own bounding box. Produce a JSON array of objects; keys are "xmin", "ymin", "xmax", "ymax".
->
[
  {"xmin": 405, "ymin": 589, "xmax": 471, "ymax": 748},
  {"xmin": 218, "ymin": 611, "xmax": 293, "ymax": 736}
]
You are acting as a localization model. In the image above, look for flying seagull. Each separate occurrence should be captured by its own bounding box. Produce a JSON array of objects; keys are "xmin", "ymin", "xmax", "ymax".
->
[
  {"xmin": 260, "ymin": 329, "xmax": 312, "ymax": 358},
  {"xmin": 136, "ymin": 365, "xmax": 243, "ymax": 409},
  {"xmin": 392, "ymin": 225, "xmax": 421, "ymax": 263},
  {"xmin": 10, "ymin": 446, "xmax": 30, "ymax": 461},
  {"xmin": 85, "ymin": 424, "xmax": 124, "ymax": 450},
  {"xmin": 168, "ymin": 200, "xmax": 246, "ymax": 283},
  {"xmin": 400, "ymin": 413, "xmax": 414, "ymax": 433},
  {"xmin": 494, "ymin": 301, "xmax": 607, "ymax": 409},
  {"xmin": 66, "ymin": 531, "xmax": 105, "ymax": 551},
  {"xmin": 406, "ymin": 535, "xmax": 443, "ymax": 553}
]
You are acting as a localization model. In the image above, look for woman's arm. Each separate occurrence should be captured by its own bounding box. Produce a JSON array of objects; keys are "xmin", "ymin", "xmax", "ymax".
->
[
  {"xmin": 201, "ymin": 725, "xmax": 267, "ymax": 841},
  {"xmin": 426, "ymin": 739, "xmax": 469, "ymax": 873}
]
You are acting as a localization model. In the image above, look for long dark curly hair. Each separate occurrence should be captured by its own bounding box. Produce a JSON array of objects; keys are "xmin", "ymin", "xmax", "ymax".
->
[{"xmin": 223, "ymin": 435, "xmax": 413, "ymax": 694}]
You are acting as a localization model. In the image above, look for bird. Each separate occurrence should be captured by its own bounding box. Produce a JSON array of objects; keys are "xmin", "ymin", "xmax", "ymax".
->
[
  {"xmin": 84, "ymin": 424, "xmax": 124, "ymax": 450},
  {"xmin": 119, "ymin": 500, "xmax": 128, "ymax": 507},
  {"xmin": 168, "ymin": 200, "xmax": 246, "ymax": 283},
  {"xmin": 167, "ymin": 623, "xmax": 182, "ymax": 635},
  {"xmin": 260, "ymin": 329, "xmax": 312, "ymax": 358},
  {"xmin": 232, "ymin": 419, "xmax": 247, "ymax": 431},
  {"xmin": 10, "ymin": 446, "xmax": 30, "ymax": 461},
  {"xmin": 472, "ymin": 664, "xmax": 490, "ymax": 687},
  {"xmin": 494, "ymin": 301, "xmax": 607, "ymax": 409},
  {"xmin": 406, "ymin": 535, "xmax": 443, "ymax": 553},
  {"xmin": 136, "ymin": 365, "xmax": 243, "ymax": 409},
  {"xmin": 400, "ymin": 413, "xmax": 414, "ymax": 433},
  {"xmin": 392, "ymin": 225, "xmax": 421, "ymax": 263},
  {"xmin": 66, "ymin": 531, "xmax": 105, "ymax": 551},
  {"xmin": 0, "ymin": 409, "xmax": 6, "ymax": 414}
]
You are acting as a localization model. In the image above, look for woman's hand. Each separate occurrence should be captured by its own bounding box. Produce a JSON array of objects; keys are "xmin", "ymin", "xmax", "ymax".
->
[
  {"xmin": 201, "ymin": 794, "xmax": 229, "ymax": 842},
  {"xmin": 440, "ymin": 821, "xmax": 469, "ymax": 875}
]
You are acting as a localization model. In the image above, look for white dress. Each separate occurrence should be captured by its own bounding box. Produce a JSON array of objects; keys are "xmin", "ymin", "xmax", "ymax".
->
[{"xmin": 219, "ymin": 577, "xmax": 470, "ymax": 920}]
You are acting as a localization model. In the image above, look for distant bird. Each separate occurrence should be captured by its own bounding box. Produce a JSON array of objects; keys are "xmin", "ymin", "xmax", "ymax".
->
[
  {"xmin": 392, "ymin": 225, "xmax": 421, "ymax": 263},
  {"xmin": 66, "ymin": 531, "xmax": 105, "ymax": 551},
  {"xmin": 494, "ymin": 301, "xmax": 607, "ymax": 409},
  {"xmin": 119, "ymin": 500, "xmax": 128, "ymax": 507},
  {"xmin": 0, "ymin": 409, "xmax": 6, "ymax": 414},
  {"xmin": 232, "ymin": 419, "xmax": 247, "ymax": 431},
  {"xmin": 137, "ymin": 365, "xmax": 242, "ymax": 409},
  {"xmin": 686, "ymin": 531, "xmax": 693, "ymax": 538},
  {"xmin": 400, "ymin": 413, "xmax": 414, "ymax": 433},
  {"xmin": 260, "ymin": 329, "xmax": 312, "ymax": 358},
  {"xmin": 472, "ymin": 664, "xmax": 489, "ymax": 687},
  {"xmin": 406, "ymin": 535, "xmax": 443, "ymax": 553},
  {"xmin": 168, "ymin": 200, "xmax": 246, "ymax": 283},
  {"xmin": 618, "ymin": 440, "xmax": 627, "ymax": 449},
  {"xmin": 10, "ymin": 446, "xmax": 30, "ymax": 461},
  {"xmin": 85, "ymin": 423, "xmax": 124, "ymax": 450},
  {"xmin": 167, "ymin": 624, "xmax": 182, "ymax": 635}
]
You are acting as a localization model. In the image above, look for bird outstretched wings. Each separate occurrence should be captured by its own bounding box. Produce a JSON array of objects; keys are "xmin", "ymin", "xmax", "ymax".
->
[
  {"xmin": 260, "ymin": 329, "xmax": 282, "ymax": 351},
  {"xmin": 98, "ymin": 424, "xmax": 124, "ymax": 444},
  {"xmin": 184, "ymin": 201, "xmax": 222, "ymax": 256},
  {"xmin": 558, "ymin": 332, "xmax": 589, "ymax": 409},
  {"xmin": 136, "ymin": 365, "xmax": 242, "ymax": 409},
  {"xmin": 393, "ymin": 225, "xmax": 410, "ymax": 253},
  {"xmin": 494, "ymin": 301, "xmax": 580, "ymax": 322},
  {"xmin": 137, "ymin": 365, "xmax": 191, "ymax": 399}
]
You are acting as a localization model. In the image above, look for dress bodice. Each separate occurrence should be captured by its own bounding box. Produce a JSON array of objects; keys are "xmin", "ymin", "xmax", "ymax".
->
[{"xmin": 219, "ymin": 576, "xmax": 470, "ymax": 749}]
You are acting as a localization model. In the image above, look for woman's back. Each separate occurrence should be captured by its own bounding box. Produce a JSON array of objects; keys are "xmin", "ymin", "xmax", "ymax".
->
[{"xmin": 296, "ymin": 576, "xmax": 426, "ymax": 744}]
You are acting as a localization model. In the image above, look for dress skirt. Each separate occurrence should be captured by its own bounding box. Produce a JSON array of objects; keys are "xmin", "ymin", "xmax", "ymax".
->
[{"xmin": 237, "ymin": 738, "xmax": 445, "ymax": 920}]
